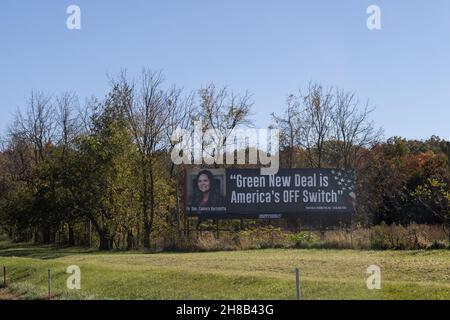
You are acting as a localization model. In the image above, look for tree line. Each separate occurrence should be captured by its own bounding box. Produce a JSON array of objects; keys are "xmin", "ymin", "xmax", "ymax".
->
[{"xmin": 0, "ymin": 69, "xmax": 448, "ymax": 249}]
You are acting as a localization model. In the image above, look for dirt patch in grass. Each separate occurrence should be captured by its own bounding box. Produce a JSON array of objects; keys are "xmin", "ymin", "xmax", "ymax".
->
[{"xmin": 0, "ymin": 288, "xmax": 20, "ymax": 300}]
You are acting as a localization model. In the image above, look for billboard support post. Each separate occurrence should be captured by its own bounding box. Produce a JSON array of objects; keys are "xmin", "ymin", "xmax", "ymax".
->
[
  {"xmin": 186, "ymin": 218, "xmax": 190, "ymax": 238},
  {"xmin": 196, "ymin": 219, "xmax": 201, "ymax": 239},
  {"xmin": 350, "ymin": 220, "xmax": 353, "ymax": 247},
  {"xmin": 216, "ymin": 219, "xmax": 220, "ymax": 239}
]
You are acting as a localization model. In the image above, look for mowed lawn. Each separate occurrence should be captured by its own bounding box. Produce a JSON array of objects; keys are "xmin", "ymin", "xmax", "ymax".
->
[{"xmin": 0, "ymin": 241, "xmax": 449, "ymax": 300}]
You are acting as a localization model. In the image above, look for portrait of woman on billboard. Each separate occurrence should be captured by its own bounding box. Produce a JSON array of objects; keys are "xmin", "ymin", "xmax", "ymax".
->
[{"xmin": 187, "ymin": 169, "xmax": 226, "ymax": 214}]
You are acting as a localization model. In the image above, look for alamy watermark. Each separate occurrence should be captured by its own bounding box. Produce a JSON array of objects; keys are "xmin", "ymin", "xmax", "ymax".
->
[
  {"xmin": 64, "ymin": 5, "xmax": 381, "ymax": 32},
  {"xmin": 66, "ymin": 265, "xmax": 81, "ymax": 290},
  {"xmin": 367, "ymin": 5, "xmax": 381, "ymax": 30},
  {"xmin": 66, "ymin": 5, "xmax": 81, "ymax": 30},
  {"xmin": 366, "ymin": 265, "xmax": 381, "ymax": 290},
  {"xmin": 171, "ymin": 121, "xmax": 280, "ymax": 175}
]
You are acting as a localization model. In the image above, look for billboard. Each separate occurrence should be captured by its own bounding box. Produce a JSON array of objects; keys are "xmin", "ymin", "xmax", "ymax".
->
[{"xmin": 185, "ymin": 168, "xmax": 356, "ymax": 222}]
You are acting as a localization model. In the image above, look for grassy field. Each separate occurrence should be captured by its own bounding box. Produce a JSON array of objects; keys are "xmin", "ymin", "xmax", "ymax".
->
[{"xmin": 0, "ymin": 241, "xmax": 449, "ymax": 300}]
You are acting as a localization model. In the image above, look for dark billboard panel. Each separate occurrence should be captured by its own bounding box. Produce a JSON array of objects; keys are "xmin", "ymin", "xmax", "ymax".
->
[{"xmin": 185, "ymin": 168, "xmax": 356, "ymax": 222}]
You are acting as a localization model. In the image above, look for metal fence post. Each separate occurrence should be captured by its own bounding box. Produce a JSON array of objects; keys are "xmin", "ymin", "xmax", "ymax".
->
[
  {"xmin": 295, "ymin": 268, "xmax": 301, "ymax": 300},
  {"xmin": 48, "ymin": 269, "xmax": 52, "ymax": 299}
]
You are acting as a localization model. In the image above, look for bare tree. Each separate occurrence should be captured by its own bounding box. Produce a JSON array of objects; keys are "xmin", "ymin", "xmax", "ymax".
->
[
  {"xmin": 163, "ymin": 87, "xmax": 196, "ymax": 236},
  {"xmin": 77, "ymin": 96, "xmax": 101, "ymax": 137},
  {"xmin": 299, "ymin": 83, "xmax": 334, "ymax": 168},
  {"xmin": 196, "ymin": 83, "xmax": 253, "ymax": 163},
  {"xmin": 271, "ymin": 94, "xmax": 303, "ymax": 168},
  {"xmin": 55, "ymin": 92, "xmax": 80, "ymax": 149},
  {"xmin": 273, "ymin": 83, "xmax": 381, "ymax": 170},
  {"xmin": 3, "ymin": 131, "xmax": 33, "ymax": 183},
  {"xmin": 165, "ymin": 87, "xmax": 196, "ymax": 174},
  {"xmin": 14, "ymin": 91, "xmax": 55, "ymax": 164},
  {"xmin": 330, "ymin": 89, "xmax": 382, "ymax": 168}
]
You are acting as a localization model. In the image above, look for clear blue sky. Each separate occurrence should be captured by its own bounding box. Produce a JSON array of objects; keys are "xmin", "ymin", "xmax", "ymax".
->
[{"xmin": 1, "ymin": 0, "xmax": 449, "ymax": 140}]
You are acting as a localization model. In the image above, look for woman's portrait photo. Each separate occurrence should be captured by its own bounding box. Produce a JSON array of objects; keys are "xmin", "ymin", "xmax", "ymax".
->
[{"xmin": 186, "ymin": 169, "xmax": 226, "ymax": 214}]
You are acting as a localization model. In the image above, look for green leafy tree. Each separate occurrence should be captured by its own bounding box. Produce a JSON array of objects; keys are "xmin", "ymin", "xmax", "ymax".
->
[
  {"xmin": 71, "ymin": 89, "xmax": 138, "ymax": 250},
  {"xmin": 412, "ymin": 178, "xmax": 450, "ymax": 241}
]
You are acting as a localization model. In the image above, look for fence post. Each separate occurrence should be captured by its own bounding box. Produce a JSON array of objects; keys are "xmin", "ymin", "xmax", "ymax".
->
[
  {"xmin": 48, "ymin": 269, "xmax": 52, "ymax": 299},
  {"xmin": 295, "ymin": 268, "xmax": 301, "ymax": 300},
  {"xmin": 3, "ymin": 266, "xmax": 6, "ymax": 288}
]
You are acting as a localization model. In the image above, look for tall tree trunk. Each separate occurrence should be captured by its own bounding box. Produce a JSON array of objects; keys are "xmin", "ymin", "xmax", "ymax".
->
[
  {"xmin": 42, "ymin": 228, "xmax": 51, "ymax": 244},
  {"xmin": 142, "ymin": 162, "xmax": 151, "ymax": 249},
  {"xmin": 143, "ymin": 224, "xmax": 151, "ymax": 249},
  {"xmin": 68, "ymin": 224, "xmax": 75, "ymax": 246},
  {"xmin": 50, "ymin": 229, "xmax": 56, "ymax": 244},
  {"xmin": 109, "ymin": 236, "xmax": 114, "ymax": 250},
  {"xmin": 90, "ymin": 216, "xmax": 111, "ymax": 251},
  {"xmin": 148, "ymin": 166, "xmax": 155, "ymax": 248},
  {"xmin": 142, "ymin": 159, "xmax": 155, "ymax": 250},
  {"xmin": 99, "ymin": 230, "xmax": 111, "ymax": 251},
  {"xmin": 127, "ymin": 230, "xmax": 134, "ymax": 250},
  {"xmin": 34, "ymin": 230, "xmax": 39, "ymax": 243}
]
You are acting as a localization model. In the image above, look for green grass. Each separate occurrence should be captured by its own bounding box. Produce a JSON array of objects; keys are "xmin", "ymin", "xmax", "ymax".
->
[{"xmin": 0, "ymin": 241, "xmax": 449, "ymax": 300}]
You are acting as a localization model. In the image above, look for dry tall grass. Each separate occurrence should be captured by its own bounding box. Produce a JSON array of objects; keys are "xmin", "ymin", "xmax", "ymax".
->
[{"xmin": 158, "ymin": 224, "xmax": 449, "ymax": 252}]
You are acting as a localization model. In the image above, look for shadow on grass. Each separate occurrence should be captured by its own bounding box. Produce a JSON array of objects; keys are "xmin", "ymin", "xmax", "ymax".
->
[
  {"xmin": 0, "ymin": 241, "xmax": 158, "ymax": 259},
  {"xmin": 0, "ymin": 241, "xmax": 96, "ymax": 259}
]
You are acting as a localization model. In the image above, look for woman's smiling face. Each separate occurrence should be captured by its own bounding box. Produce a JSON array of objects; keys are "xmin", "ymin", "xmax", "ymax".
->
[{"xmin": 197, "ymin": 174, "xmax": 211, "ymax": 193}]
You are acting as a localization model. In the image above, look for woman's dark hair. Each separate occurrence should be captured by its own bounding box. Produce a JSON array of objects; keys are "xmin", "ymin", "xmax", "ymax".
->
[{"xmin": 191, "ymin": 170, "xmax": 224, "ymax": 207}]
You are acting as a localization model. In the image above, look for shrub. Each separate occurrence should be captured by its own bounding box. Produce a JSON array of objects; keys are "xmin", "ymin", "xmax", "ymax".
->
[
  {"xmin": 239, "ymin": 226, "xmax": 287, "ymax": 249},
  {"xmin": 288, "ymin": 231, "xmax": 319, "ymax": 248},
  {"xmin": 426, "ymin": 240, "xmax": 447, "ymax": 250}
]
